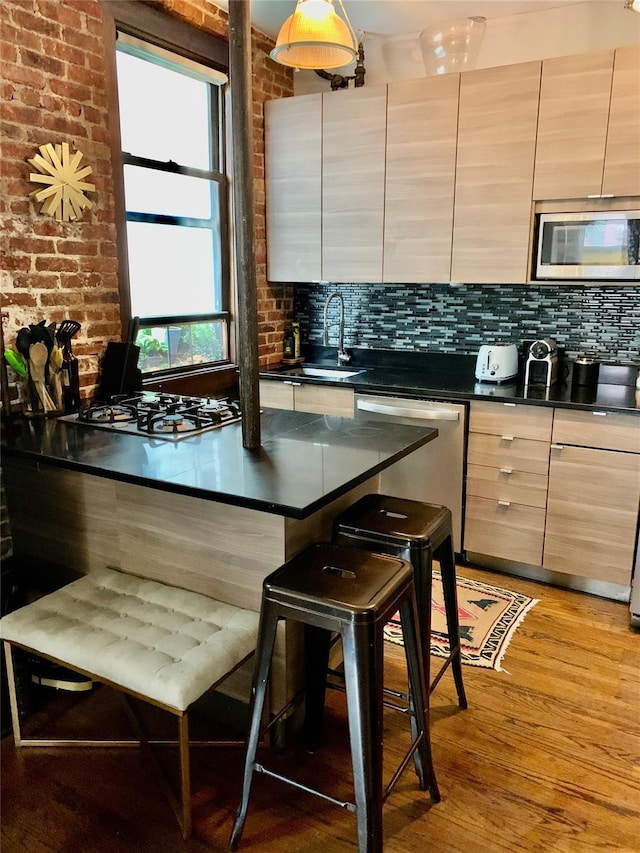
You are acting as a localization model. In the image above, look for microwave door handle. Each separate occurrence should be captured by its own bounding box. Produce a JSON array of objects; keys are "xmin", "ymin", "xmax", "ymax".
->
[{"xmin": 356, "ymin": 400, "xmax": 460, "ymax": 421}]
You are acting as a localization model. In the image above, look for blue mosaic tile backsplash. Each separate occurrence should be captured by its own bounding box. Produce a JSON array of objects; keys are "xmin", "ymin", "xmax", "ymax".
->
[{"xmin": 293, "ymin": 282, "xmax": 640, "ymax": 362}]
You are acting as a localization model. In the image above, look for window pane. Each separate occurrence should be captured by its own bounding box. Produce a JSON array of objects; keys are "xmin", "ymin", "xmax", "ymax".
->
[
  {"xmin": 124, "ymin": 165, "xmax": 214, "ymax": 218},
  {"xmin": 127, "ymin": 222, "xmax": 219, "ymax": 317},
  {"xmin": 136, "ymin": 321, "xmax": 227, "ymax": 373},
  {"xmin": 116, "ymin": 51, "xmax": 211, "ymax": 169}
]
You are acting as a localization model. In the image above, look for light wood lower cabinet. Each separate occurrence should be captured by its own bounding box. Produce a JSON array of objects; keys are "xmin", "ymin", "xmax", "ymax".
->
[
  {"xmin": 543, "ymin": 445, "xmax": 640, "ymax": 585},
  {"xmin": 259, "ymin": 380, "xmax": 354, "ymax": 418},
  {"xmin": 465, "ymin": 401, "xmax": 551, "ymax": 566},
  {"xmin": 542, "ymin": 408, "xmax": 640, "ymax": 585},
  {"xmin": 465, "ymin": 401, "xmax": 640, "ymax": 589}
]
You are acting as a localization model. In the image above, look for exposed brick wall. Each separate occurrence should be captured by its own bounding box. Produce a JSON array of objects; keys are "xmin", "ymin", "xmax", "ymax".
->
[{"xmin": 1, "ymin": 0, "xmax": 294, "ymax": 558}]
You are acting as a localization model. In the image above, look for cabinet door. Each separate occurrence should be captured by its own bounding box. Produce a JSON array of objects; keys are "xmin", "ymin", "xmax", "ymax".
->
[
  {"xmin": 322, "ymin": 86, "xmax": 387, "ymax": 283},
  {"xmin": 452, "ymin": 61, "xmax": 541, "ymax": 284},
  {"xmin": 544, "ymin": 445, "xmax": 640, "ymax": 585},
  {"xmin": 533, "ymin": 50, "xmax": 614, "ymax": 200},
  {"xmin": 265, "ymin": 95, "xmax": 322, "ymax": 282},
  {"xmin": 603, "ymin": 43, "xmax": 640, "ymax": 198},
  {"xmin": 384, "ymin": 75, "xmax": 459, "ymax": 283}
]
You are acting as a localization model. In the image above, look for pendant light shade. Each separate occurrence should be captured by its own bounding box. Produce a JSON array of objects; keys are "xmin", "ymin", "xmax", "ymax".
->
[
  {"xmin": 624, "ymin": 0, "xmax": 640, "ymax": 11},
  {"xmin": 270, "ymin": 0, "xmax": 358, "ymax": 70}
]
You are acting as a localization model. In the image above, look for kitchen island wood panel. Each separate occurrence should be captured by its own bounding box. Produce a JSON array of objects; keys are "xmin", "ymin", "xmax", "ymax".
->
[
  {"xmin": 603, "ymin": 43, "xmax": 640, "ymax": 197},
  {"xmin": 3, "ymin": 457, "xmax": 379, "ymax": 715},
  {"xmin": 384, "ymin": 74, "xmax": 459, "ymax": 283},
  {"xmin": 451, "ymin": 60, "xmax": 541, "ymax": 284},
  {"xmin": 533, "ymin": 49, "xmax": 614, "ymax": 200},
  {"xmin": 322, "ymin": 86, "xmax": 387, "ymax": 283},
  {"xmin": 264, "ymin": 94, "xmax": 322, "ymax": 282}
]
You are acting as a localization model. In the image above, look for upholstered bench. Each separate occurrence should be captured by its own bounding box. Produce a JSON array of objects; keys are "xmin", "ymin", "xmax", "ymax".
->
[{"xmin": 0, "ymin": 567, "xmax": 260, "ymax": 839}]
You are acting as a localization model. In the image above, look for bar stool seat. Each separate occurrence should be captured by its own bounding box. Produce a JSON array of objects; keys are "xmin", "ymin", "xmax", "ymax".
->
[
  {"xmin": 333, "ymin": 494, "xmax": 468, "ymax": 709},
  {"xmin": 229, "ymin": 543, "xmax": 439, "ymax": 853}
]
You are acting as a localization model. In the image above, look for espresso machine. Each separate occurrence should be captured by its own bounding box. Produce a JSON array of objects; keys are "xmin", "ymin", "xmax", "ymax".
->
[{"xmin": 524, "ymin": 338, "xmax": 558, "ymax": 387}]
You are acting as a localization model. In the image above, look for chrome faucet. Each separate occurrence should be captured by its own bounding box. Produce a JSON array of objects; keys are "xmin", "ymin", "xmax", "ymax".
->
[{"xmin": 323, "ymin": 291, "xmax": 351, "ymax": 365}]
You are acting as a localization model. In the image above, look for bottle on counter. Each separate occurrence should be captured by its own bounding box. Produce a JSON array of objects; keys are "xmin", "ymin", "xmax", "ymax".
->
[
  {"xmin": 61, "ymin": 349, "xmax": 81, "ymax": 413},
  {"xmin": 291, "ymin": 322, "xmax": 301, "ymax": 359},
  {"xmin": 283, "ymin": 325, "xmax": 295, "ymax": 359}
]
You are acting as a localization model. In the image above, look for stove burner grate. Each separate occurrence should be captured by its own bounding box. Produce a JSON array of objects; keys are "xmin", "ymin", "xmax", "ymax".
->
[{"xmin": 70, "ymin": 393, "xmax": 242, "ymax": 440}]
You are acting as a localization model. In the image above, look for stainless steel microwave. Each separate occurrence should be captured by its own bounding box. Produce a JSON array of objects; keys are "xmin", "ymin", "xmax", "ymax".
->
[{"xmin": 535, "ymin": 210, "xmax": 640, "ymax": 281}]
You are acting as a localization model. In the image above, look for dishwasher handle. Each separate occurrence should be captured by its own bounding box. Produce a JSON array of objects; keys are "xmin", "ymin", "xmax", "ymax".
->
[{"xmin": 356, "ymin": 399, "xmax": 460, "ymax": 421}]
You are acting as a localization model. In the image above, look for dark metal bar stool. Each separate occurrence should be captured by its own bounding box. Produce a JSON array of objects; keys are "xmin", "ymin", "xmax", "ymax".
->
[
  {"xmin": 333, "ymin": 494, "xmax": 468, "ymax": 709},
  {"xmin": 229, "ymin": 542, "xmax": 439, "ymax": 853}
]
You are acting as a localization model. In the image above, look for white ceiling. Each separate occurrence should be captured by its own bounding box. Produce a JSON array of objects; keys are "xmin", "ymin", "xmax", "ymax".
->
[{"xmin": 216, "ymin": 0, "xmax": 592, "ymax": 39}]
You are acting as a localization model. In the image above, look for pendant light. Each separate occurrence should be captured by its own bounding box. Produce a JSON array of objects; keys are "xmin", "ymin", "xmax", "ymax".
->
[
  {"xmin": 270, "ymin": 0, "xmax": 358, "ymax": 70},
  {"xmin": 624, "ymin": 0, "xmax": 640, "ymax": 11}
]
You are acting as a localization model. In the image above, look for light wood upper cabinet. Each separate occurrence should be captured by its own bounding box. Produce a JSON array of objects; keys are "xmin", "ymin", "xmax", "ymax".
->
[
  {"xmin": 265, "ymin": 94, "xmax": 322, "ymax": 282},
  {"xmin": 603, "ymin": 43, "xmax": 640, "ymax": 198},
  {"xmin": 322, "ymin": 86, "xmax": 387, "ymax": 283},
  {"xmin": 451, "ymin": 61, "xmax": 541, "ymax": 284},
  {"xmin": 383, "ymin": 75, "xmax": 459, "ymax": 284},
  {"xmin": 533, "ymin": 50, "xmax": 614, "ymax": 200}
]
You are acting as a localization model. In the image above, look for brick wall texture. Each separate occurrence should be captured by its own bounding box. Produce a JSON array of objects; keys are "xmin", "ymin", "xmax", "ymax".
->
[{"xmin": 0, "ymin": 0, "xmax": 294, "ymax": 557}]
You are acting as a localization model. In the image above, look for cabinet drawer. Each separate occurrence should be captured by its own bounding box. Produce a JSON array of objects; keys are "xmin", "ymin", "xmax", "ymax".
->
[
  {"xmin": 294, "ymin": 384, "xmax": 354, "ymax": 418},
  {"xmin": 464, "ymin": 495, "xmax": 545, "ymax": 565},
  {"xmin": 259, "ymin": 380, "xmax": 294, "ymax": 410},
  {"xmin": 466, "ymin": 464, "xmax": 548, "ymax": 508},
  {"xmin": 552, "ymin": 408, "xmax": 640, "ymax": 453},
  {"xmin": 467, "ymin": 432, "xmax": 550, "ymax": 475},
  {"xmin": 470, "ymin": 401, "xmax": 553, "ymax": 441}
]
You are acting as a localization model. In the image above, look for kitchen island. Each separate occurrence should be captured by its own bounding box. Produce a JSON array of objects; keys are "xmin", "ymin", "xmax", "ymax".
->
[{"xmin": 2, "ymin": 407, "xmax": 437, "ymax": 719}]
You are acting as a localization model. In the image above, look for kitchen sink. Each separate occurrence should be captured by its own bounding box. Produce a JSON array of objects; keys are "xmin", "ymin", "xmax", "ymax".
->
[{"xmin": 280, "ymin": 366, "xmax": 366, "ymax": 379}]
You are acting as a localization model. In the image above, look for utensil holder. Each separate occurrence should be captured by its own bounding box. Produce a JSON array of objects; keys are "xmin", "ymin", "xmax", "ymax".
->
[{"xmin": 20, "ymin": 375, "xmax": 63, "ymax": 418}]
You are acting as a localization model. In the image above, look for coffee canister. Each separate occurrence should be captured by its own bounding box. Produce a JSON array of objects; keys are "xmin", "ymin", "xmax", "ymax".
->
[{"xmin": 572, "ymin": 358, "xmax": 599, "ymax": 387}]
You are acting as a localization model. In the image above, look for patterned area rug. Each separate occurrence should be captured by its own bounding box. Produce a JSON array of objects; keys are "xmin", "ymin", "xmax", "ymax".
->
[{"xmin": 384, "ymin": 570, "xmax": 539, "ymax": 671}]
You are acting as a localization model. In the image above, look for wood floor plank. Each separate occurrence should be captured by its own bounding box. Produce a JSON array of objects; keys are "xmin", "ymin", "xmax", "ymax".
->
[{"xmin": 2, "ymin": 563, "xmax": 639, "ymax": 851}]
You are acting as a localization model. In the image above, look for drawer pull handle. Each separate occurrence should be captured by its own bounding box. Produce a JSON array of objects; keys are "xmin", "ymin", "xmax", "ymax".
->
[
  {"xmin": 283, "ymin": 381, "xmax": 302, "ymax": 387},
  {"xmin": 593, "ymin": 411, "xmax": 608, "ymax": 417},
  {"xmin": 499, "ymin": 468, "xmax": 513, "ymax": 475},
  {"xmin": 498, "ymin": 500, "xmax": 511, "ymax": 507},
  {"xmin": 501, "ymin": 435, "xmax": 514, "ymax": 442},
  {"xmin": 551, "ymin": 444, "xmax": 564, "ymax": 451},
  {"xmin": 503, "ymin": 402, "xmax": 516, "ymax": 407}
]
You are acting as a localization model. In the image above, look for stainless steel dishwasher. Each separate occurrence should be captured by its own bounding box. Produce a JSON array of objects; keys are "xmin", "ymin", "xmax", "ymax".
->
[{"xmin": 354, "ymin": 393, "xmax": 467, "ymax": 553}]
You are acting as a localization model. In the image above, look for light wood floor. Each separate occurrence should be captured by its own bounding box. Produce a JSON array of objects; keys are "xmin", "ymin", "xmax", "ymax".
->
[{"xmin": 2, "ymin": 564, "xmax": 639, "ymax": 853}]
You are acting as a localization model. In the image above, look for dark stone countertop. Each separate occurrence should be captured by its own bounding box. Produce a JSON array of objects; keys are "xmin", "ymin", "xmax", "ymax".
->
[
  {"xmin": 261, "ymin": 348, "xmax": 640, "ymax": 414},
  {"xmin": 1, "ymin": 408, "xmax": 437, "ymax": 519}
]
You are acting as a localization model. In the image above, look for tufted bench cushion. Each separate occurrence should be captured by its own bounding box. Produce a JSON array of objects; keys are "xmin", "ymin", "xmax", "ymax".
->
[{"xmin": 0, "ymin": 568, "xmax": 260, "ymax": 711}]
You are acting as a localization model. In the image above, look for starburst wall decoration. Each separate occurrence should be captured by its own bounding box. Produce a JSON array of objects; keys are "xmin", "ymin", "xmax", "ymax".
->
[{"xmin": 28, "ymin": 142, "xmax": 95, "ymax": 222}]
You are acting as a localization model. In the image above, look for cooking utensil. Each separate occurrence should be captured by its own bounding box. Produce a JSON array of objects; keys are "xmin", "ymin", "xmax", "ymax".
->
[
  {"xmin": 4, "ymin": 349, "xmax": 27, "ymax": 378},
  {"xmin": 56, "ymin": 320, "xmax": 81, "ymax": 413},
  {"xmin": 29, "ymin": 341, "xmax": 56, "ymax": 412},
  {"xmin": 56, "ymin": 320, "xmax": 81, "ymax": 349},
  {"xmin": 16, "ymin": 327, "xmax": 33, "ymax": 361},
  {"xmin": 49, "ymin": 344, "xmax": 64, "ymax": 410}
]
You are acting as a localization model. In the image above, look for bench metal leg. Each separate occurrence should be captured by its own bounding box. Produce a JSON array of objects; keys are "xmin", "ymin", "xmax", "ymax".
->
[{"xmin": 3, "ymin": 641, "xmax": 23, "ymax": 747}]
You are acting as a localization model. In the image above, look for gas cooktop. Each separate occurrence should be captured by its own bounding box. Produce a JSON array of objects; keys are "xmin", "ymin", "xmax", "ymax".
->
[{"xmin": 59, "ymin": 392, "xmax": 242, "ymax": 441}]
